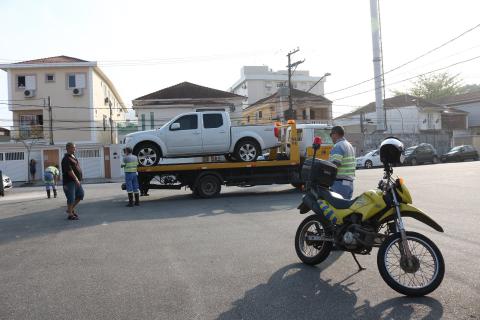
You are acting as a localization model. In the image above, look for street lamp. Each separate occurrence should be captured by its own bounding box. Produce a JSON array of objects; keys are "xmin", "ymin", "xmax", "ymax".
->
[{"xmin": 306, "ymin": 72, "xmax": 331, "ymax": 93}]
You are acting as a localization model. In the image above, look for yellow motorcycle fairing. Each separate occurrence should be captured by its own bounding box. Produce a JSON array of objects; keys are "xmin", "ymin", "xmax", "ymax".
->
[
  {"xmin": 378, "ymin": 203, "xmax": 444, "ymax": 232},
  {"xmin": 316, "ymin": 189, "xmax": 387, "ymax": 224}
]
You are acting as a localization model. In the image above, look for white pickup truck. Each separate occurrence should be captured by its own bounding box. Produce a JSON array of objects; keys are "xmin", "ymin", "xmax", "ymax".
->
[{"xmin": 125, "ymin": 111, "xmax": 280, "ymax": 166}]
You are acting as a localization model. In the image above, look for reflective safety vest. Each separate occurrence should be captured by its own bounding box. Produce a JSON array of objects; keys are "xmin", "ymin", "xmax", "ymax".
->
[
  {"xmin": 122, "ymin": 154, "xmax": 138, "ymax": 173},
  {"xmin": 329, "ymin": 138, "xmax": 356, "ymax": 180},
  {"xmin": 44, "ymin": 166, "xmax": 59, "ymax": 183}
]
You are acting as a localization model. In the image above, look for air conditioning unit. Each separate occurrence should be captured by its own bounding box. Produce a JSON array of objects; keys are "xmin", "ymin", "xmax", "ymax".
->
[
  {"xmin": 24, "ymin": 89, "xmax": 36, "ymax": 98},
  {"xmin": 72, "ymin": 88, "xmax": 83, "ymax": 96}
]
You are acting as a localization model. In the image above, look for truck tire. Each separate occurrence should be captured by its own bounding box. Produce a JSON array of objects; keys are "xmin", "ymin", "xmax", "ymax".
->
[
  {"xmin": 196, "ymin": 175, "xmax": 221, "ymax": 198},
  {"xmin": 134, "ymin": 142, "xmax": 161, "ymax": 167},
  {"xmin": 234, "ymin": 139, "xmax": 261, "ymax": 162}
]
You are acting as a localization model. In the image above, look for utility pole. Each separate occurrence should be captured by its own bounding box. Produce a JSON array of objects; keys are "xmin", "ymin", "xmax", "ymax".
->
[
  {"xmin": 109, "ymin": 101, "xmax": 114, "ymax": 144},
  {"xmin": 286, "ymin": 48, "xmax": 304, "ymax": 120},
  {"xmin": 48, "ymin": 96, "xmax": 53, "ymax": 145},
  {"xmin": 369, "ymin": 0, "xmax": 386, "ymax": 132}
]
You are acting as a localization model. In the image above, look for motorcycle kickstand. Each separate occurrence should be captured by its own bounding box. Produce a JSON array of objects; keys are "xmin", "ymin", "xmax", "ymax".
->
[{"xmin": 351, "ymin": 253, "xmax": 366, "ymax": 272}]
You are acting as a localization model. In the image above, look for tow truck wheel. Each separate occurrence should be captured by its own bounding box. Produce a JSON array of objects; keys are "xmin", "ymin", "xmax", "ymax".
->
[{"xmin": 196, "ymin": 175, "xmax": 221, "ymax": 198}]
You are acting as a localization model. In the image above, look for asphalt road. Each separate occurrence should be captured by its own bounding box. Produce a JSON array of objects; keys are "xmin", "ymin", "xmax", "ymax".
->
[{"xmin": 0, "ymin": 162, "xmax": 479, "ymax": 320}]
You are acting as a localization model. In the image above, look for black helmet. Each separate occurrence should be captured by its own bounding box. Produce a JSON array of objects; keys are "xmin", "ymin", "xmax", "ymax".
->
[{"xmin": 380, "ymin": 137, "xmax": 404, "ymax": 164}]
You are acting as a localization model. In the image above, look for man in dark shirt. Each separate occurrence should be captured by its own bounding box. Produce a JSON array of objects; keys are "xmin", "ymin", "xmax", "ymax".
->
[{"xmin": 61, "ymin": 142, "xmax": 84, "ymax": 220}]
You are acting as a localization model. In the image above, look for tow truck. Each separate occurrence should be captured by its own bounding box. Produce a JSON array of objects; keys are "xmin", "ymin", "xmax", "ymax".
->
[{"xmin": 135, "ymin": 121, "xmax": 332, "ymax": 198}]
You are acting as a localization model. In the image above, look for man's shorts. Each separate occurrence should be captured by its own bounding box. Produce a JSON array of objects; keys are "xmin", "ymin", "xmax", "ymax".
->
[{"xmin": 63, "ymin": 181, "xmax": 85, "ymax": 205}]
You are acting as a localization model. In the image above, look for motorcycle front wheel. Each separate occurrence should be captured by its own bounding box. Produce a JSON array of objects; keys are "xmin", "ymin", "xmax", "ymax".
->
[
  {"xmin": 377, "ymin": 231, "xmax": 445, "ymax": 296},
  {"xmin": 295, "ymin": 215, "xmax": 333, "ymax": 265}
]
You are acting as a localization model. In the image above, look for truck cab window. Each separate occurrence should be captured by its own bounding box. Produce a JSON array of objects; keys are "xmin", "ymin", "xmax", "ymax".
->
[
  {"xmin": 203, "ymin": 114, "xmax": 223, "ymax": 129},
  {"xmin": 172, "ymin": 115, "xmax": 198, "ymax": 130}
]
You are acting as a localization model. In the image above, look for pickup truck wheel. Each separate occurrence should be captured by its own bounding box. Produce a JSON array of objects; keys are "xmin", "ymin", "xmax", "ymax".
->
[
  {"xmin": 134, "ymin": 142, "xmax": 161, "ymax": 167},
  {"xmin": 196, "ymin": 175, "xmax": 221, "ymax": 198},
  {"xmin": 234, "ymin": 139, "xmax": 260, "ymax": 162}
]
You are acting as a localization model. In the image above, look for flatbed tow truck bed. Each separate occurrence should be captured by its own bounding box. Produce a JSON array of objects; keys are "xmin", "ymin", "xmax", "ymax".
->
[{"xmin": 135, "ymin": 122, "xmax": 328, "ymax": 198}]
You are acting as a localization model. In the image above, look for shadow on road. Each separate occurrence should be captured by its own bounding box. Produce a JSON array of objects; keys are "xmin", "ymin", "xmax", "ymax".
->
[
  {"xmin": 0, "ymin": 187, "xmax": 302, "ymax": 245},
  {"xmin": 217, "ymin": 262, "xmax": 443, "ymax": 320}
]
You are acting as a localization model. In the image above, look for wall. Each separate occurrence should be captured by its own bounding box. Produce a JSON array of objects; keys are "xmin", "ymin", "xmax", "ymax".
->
[
  {"xmin": 453, "ymin": 102, "xmax": 480, "ymax": 128},
  {"xmin": 91, "ymin": 70, "xmax": 126, "ymax": 144}
]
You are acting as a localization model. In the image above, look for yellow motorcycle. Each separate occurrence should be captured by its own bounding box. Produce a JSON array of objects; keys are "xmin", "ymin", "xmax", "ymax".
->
[{"xmin": 295, "ymin": 137, "xmax": 445, "ymax": 296}]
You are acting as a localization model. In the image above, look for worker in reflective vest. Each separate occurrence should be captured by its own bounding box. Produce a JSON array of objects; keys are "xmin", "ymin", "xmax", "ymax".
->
[
  {"xmin": 329, "ymin": 126, "xmax": 356, "ymax": 199},
  {"xmin": 44, "ymin": 164, "xmax": 60, "ymax": 199},
  {"xmin": 122, "ymin": 147, "xmax": 140, "ymax": 207}
]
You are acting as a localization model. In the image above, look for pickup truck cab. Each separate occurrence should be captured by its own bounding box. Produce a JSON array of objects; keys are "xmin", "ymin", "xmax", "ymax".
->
[{"xmin": 125, "ymin": 111, "xmax": 280, "ymax": 166}]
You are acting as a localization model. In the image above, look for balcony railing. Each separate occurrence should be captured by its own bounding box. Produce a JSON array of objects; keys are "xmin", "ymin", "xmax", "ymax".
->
[{"xmin": 18, "ymin": 125, "xmax": 44, "ymax": 139}]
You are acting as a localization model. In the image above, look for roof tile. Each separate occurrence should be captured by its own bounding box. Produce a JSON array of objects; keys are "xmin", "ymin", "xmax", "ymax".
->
[
  {"xmin": 134, "ymin": 82, "xmax": 243, "ymax": 100},
  {"xmin": 15, "ymin": 55, "xmax": 89, "ymax": 64}
]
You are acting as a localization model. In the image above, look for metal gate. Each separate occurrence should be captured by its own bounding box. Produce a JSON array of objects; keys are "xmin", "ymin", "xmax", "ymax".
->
[{"xmin": 0, "ymin": 151, "xmax": 27, "ymax": 182}]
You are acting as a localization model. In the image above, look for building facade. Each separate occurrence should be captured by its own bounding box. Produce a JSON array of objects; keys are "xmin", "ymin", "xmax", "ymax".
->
[
  {"xmin": 334, "ymin": 94, "xmax": 468, "ymax": 155},
  {"xmin": 230, "ymin": 66, "xmax": 328, "ymax": 106},
  {"xmin": 132, "ymin": 82, "xmax": 245, "ymax": 130},
  {"xmin": 0, "ymin": 55, "xmax": 127, "ymax": 144},
  {"xmin": 243, "ymin": 88, "xmax": 332, "ymax": 124}
]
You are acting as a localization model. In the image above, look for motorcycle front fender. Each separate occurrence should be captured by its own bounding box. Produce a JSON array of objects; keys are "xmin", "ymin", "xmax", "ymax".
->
[{"xmin": 378, "ymin": 204, "xmax": 444, "ymax": 232}]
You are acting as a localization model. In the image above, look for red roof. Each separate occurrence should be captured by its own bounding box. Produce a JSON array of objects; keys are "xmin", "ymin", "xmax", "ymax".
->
[{"xmin": 15, "ymin": 55, "xmax": 90, "ymax": 64}]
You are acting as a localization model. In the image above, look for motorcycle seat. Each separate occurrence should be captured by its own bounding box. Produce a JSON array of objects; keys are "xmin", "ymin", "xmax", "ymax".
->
[{"xmin": 317, "ymin": 187, "xmax": 357, "ymax": 209}]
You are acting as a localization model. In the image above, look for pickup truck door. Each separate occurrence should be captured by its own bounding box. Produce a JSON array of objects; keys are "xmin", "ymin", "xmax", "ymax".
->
[
  {"xmin": 201, "ymin": 113, "xmax": 230, "ymax": 153},
  {"xmin": 165, "ymin": 114, "xmax": 203, "ymax": 155}
]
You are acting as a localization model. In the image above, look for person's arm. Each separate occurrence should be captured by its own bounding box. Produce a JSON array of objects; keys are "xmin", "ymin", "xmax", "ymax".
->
[
  {"xmin": 68, "ymin": 170, "xmax": 81, "ymax": 186},
  {"xmin": 329, "ymin": 144, "xmax": 344, "ymax": 167}
]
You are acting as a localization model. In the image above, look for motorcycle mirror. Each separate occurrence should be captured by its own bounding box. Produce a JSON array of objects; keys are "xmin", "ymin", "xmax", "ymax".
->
[{"xmin": 312, "ymin": 136, "xmax": 322, "ymax": 151}]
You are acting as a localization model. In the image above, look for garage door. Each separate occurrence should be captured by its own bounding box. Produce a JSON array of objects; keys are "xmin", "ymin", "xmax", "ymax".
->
[
  {"xmin": 75, "ymin": 148, "xmax": 103, "ymax": 179},
  {"xmin": 0, "ymin": 151, "xmax": 27, "ymax": 182}
]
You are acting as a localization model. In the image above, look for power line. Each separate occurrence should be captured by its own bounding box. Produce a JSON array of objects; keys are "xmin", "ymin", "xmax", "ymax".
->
[
  {"xmin": 325, "ymin": 22, "xmax": 480, "ymax": 96},
  {"xmin": 330, "ymin": 54, "xmax": 480, "ymax": 102}
]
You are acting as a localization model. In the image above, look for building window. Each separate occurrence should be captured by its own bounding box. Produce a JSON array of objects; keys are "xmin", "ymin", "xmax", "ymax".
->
[
  {"xmin": 141, "ymin": 114, "xmax": 146, "ymax": 131},
  {"xmin": 17, "ymin": 75, "xmax": 36, "ymax": 89},
  {"xmin": 302, "ymin": 110, "xmax": 307, "ymax": 120},
  {"xmin": 17, "ymin": 76, "xmax": 26, "ymax": 88},
  {"xmin": 103, "ymin": 115, "xmax": 107, "ymax": 131},
  {"xmin": 0, "ymin": 153, "xmax": 3, "ymax": 161},
  {"xmin": 247, "ymin": 116, "xmax": 250, "ymax": 123},
  {"xmin": 310, "ymin": 109, "xmax": 316, "ymax": 119},
  {"xmin": 276, "ymin": 82, "xmax": 284, "ymax": 88},
  {"xmin": 258, "ymin": 111, "xmax": 263, "ymax": 119},
  {"xmin": 66, "ymin": 73, "xmax": 86, "ymax": 89},
  {"xmin": 5, "ymin": 152, "xmax": 25, "ymax": 161},
  {"xmin": 45, "ymin": 74, "xmax": 55, "ymax": 82},
  {"xmin": 150, "ymin": 112, "xmax": 154, "ymax": 129}
]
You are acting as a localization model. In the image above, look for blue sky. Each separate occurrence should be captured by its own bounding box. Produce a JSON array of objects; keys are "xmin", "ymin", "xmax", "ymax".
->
[{"xmin": 1, "ymin": 0, "xmax": 480, "ymax": 127}]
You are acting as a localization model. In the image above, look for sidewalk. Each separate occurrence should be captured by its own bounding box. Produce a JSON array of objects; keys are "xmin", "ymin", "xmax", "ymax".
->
[{"xmin": 14, "ymin": 177, "xmax": 124, "ymax": 188}]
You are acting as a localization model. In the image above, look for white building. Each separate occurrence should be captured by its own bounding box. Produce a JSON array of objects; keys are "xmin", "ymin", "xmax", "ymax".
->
[
  {"xmin": 132, "ymin": 82, "xmax": 245, "ymax": 130},
  {"xmin": 229, "ymin": 66, "xmax": 328, "ymax": 106}
]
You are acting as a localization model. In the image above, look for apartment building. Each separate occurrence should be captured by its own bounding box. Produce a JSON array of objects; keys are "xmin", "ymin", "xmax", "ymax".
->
[
  {"xmin": 230, "ymin": 66, "xmax": 328, "ymax": 106},
  {"xmin": 0, "ymin": 55, "xmax": 127, "ymax": 144}
]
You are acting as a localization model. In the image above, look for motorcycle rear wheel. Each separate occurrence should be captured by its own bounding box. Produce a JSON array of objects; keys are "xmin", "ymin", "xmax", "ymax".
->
[
  {"xmin": 377, "ymin": 231, "xmax": 445, "ymax": 296},
  {"xmin": 295, "ymin": 215, "xmax": 333, "ymax": 265}
]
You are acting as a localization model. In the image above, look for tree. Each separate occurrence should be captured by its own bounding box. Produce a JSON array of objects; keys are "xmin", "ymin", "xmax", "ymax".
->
[
  {"xmin": 459, "ymin": 83, "xmax": 480, "ymax": 94},
  {"xmin": 409, "ymin": 72, "xmax": 463, "ymax": 100}
]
